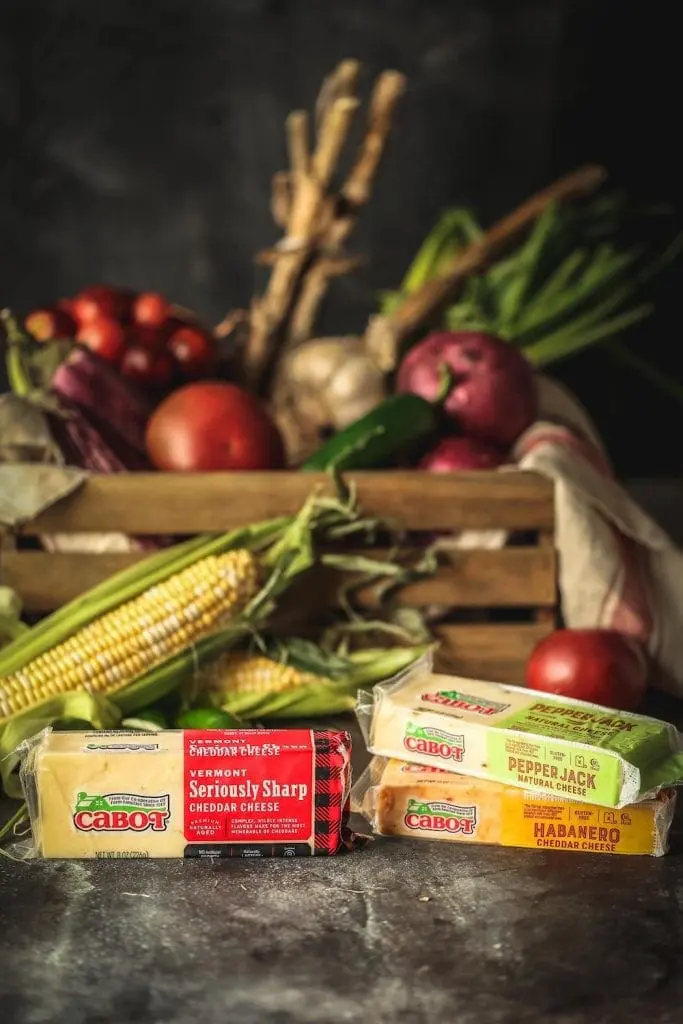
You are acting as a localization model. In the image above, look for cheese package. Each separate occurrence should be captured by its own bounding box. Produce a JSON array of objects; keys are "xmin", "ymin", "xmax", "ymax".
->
[
  {"xmin": 352, "ymin": 757, "xmax": 677, "ymax": 857},
  {"xmin": 18, "ymin": 727, "xmax": 353, "ymax": 859},
  {"xmin": 356, "ymin": 654, "xmax": 683, "ymax": 808}
]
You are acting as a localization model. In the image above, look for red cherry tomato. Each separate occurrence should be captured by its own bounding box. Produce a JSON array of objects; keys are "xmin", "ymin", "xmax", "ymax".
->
[
  {"xmin": 72, "ymin": 285, "xmax": 132, "ymax": 325},
  {"xmin": 76, "ymin": 317, "xmax": 127, "ymax": 364},
  {"xmin": 133, "ymin": 291, "xmax": 169, "ymax": 328},
  {"xmin": 128, "ymin": 324, "xmax": 169, "ymax": 353},
  {"xmin": 167, "ymin": 325, "xmax": 215, "ymax": 376},
  {"xmin": 121, "ymin": 346, "xmax": 175, "ymax": 385},
  {"xmin": 25, "ymin": 307, "xmax": 76, "ymax": 342}
]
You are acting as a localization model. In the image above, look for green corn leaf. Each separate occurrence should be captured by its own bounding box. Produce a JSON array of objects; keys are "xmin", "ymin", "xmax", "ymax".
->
[
  {"xmin": 0, "ymin": 691, "xmax": 121, "ymax": 798},
  {"xmin": 523, "ymin": 303, "xmax": 653, "ymax": 368},
  {"xmin": 0, "ymin": 802, "xmax": 29, "ymax": 852}
]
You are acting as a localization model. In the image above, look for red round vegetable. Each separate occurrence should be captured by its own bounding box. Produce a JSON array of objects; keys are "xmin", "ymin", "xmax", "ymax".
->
[
  {"xmin": 397, "ymin": 331, "xmax": 537, "ymax": 448},
  {"xmin": 133, "ymin": 291, "xmax": 169, "ymax": 329},
  {"xmin": 145, "ymin": 381, "xmax": 285, "ymax": 471},
  {"xmin": 167, "ymin": 325, "xmax": 215, "ymax": 376},
  {"xmin": 121, "ymin": 346, "xmax": 175, "ymax": 386},
  {"xmin": 76, "ymin": 317, "xmax": 127, "ymax": 364},
  {"xmin": 72, "ymin": 285, "xmax": 132, "ymax": 325},
  {"xmin": 25, "ymin": 307, "xmax": 76, "ymax": 342},
  {"xmin": 525, "ymin": 628, "xmax": 648, "ymax": 711},
  {"xmin": 419, "ymin": 436, "xmax": 507, "ymax": 472},
  {"xmin": 129, "ymin": 324, "xmax": 169, "ymax": 353}
]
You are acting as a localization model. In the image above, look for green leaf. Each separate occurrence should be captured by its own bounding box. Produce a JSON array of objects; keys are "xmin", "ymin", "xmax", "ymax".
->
[
  {"xmin": 497, "ymin": 201, "xmax": 559, "ymax": 331},
  {"xmin": 605, "ymin": 341, "xmax": 683, "ymax": 407},
  {"xmin": 0, "ymin": 692, "xmax": 121, "ymax": 797},
  {"xmin": 523, "ymin": 303, "xmax": 653, "ymax": 368}
]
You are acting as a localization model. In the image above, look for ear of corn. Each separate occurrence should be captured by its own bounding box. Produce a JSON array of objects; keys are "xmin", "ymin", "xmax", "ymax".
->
[
  {"xmin": 197, "ymin": 640, "xmax": 432, "ymax": 720},
  {"xmin": 0, "ymin": 490, "xmax": 367, "ymax": 797}
]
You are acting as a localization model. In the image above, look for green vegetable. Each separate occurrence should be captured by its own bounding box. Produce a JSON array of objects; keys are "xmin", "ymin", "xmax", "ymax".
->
[
  {"xmin": 121, "ymin": 707, "xmax": 168, "ymax": 730},
  {"xmin": 301, "ymin": 393, "xmax": 437, "ymax": 471},
  {"xmin": 387, "ymin": 192, "xmax": 683, "ymax": 394},
  {"xmin": 176, "ymin": 707, "xmax": 240, "ymax": 729}
]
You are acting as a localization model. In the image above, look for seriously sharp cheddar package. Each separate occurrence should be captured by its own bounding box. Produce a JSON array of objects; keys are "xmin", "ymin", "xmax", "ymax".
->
[
  {"xmin": 352, "ymin": 757, "xmax": 677, "ymax": 857},
  {"xmin": 356, "ymin": 652, "xmax": 683, "ymax": 809},
  {"xmin": 15, "ymin": 727, "xmax": 353, "ymax": 859}
]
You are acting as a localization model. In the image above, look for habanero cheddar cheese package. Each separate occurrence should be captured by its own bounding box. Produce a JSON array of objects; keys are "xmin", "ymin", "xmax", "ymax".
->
[
  {"xmin": 357, "ymin": 654, "xmax": 683, "ymax": 809},
  {"xmin": 17, "ymin": 727, "xmax": 353, "ymax": 859},
  {"xmin": 352, "ymin": 757, "xmax": 676, "ymax": 857}
]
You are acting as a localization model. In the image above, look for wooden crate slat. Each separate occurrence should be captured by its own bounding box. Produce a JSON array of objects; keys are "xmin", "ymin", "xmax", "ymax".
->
[
  {"xmin": 17, "ymin": 471, "xmax": 554, "ymax": 534},
  {"xmin": 5, "ymin": 547, "xmax": 556, "ymax": 613},
  {"xmin": 433, "ymin": 623, "xmax": 552, "ymax": 683},
  {"xmin": 355, "ymin": 548, "xmax": 556, "ymax": 608}
]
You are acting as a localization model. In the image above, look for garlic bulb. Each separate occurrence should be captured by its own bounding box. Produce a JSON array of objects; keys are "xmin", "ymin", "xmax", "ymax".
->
[{"xmin": 272, "ymin": 336, "xmax": 388, "ymax": 463}]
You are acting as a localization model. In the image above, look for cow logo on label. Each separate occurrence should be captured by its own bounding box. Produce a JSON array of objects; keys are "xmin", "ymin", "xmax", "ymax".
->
[
  {"xmin": 403, "ymin": 721, "xmax": 465, "ymax": 762},
  {"xmin": 420, "ymin": 689, "xmax": 511, "ymax": 716},
  {"xmin": 404, "ymin": 799, "xmax": 477, "ymax": 835},
  {"xmin": 72, "ymin": 792, "xmax": 170, "ymax": 832}
]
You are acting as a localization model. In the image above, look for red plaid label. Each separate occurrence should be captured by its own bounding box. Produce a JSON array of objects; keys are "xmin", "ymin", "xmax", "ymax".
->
[{"xmin": 181, "ymin": 729, "xmax": 353, "ymax": 859}]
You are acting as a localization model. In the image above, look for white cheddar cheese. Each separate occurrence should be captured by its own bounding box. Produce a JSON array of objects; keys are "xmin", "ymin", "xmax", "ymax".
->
[{"xmin": 20, "ymin": 728, "xmax": 352, "ymax": 859}]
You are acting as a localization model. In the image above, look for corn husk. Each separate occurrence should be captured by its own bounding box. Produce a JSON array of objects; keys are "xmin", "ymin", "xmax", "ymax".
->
[{"xmin": 0, "ymin": 490, "xmax": 369, "ymax": 796}]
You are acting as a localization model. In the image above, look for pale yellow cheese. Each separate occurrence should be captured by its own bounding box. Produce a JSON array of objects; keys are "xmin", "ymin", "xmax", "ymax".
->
[
  {"xmin": 28, "ymin": 731, "xmax": 188, "ymax": 858},
  {"xmin": 22, "ymin": 729, "xmax": 320, "ymax": 859},
  {"xmin": 365, "ymin": 667, "xmax": 682, "ymax": 807}
]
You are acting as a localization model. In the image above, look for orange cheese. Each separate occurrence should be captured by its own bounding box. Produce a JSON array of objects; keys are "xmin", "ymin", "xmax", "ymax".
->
[{"xmin": 354, "ymin": 758, "xmax": 676, "ymax": 857}]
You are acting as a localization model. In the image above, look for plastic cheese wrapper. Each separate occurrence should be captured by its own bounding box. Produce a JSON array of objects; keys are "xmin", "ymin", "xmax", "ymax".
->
[
  {"xmin": 15, "ymin": 727, "xmax": 353, "ymax": 859},
  {"xmin": 356, "ymin": 653, "xmax": 683, "ymax": 809},
  {"xmin": 352, "ymin": 757, "xmax": 677, "ymax": 857}
]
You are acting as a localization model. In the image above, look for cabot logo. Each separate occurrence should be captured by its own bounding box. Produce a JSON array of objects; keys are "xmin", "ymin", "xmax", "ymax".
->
[
  {"xmin": 420, "ymin": 689, "xmax": 511, "ymax": 717},
  {"xmin": 404, "ymin": 799, "xmax": 477, "ymax": 835},
  {"xmin": 403, "ymin": 722, "xmax": 465, "ymax": 762},
  {"xmin": 72, "ymin": 792, "xmax": 170, "ymax": 832}
]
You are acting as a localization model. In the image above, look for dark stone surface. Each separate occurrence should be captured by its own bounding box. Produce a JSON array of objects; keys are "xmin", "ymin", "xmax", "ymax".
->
[
  {"xmin": 2, "ymin": 794, "xmax": 683, "ymax": 1024},
  {"xmin": 2, "ymin": 707, "xmax": 683, "ymax": 1024}
]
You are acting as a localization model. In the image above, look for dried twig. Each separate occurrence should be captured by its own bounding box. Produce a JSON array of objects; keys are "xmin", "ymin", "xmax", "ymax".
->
[
  {"xmin": 286, "ymin": 70, "xmax": 406, "ymax": 350},
  {"xmin": 363, "ymin": 164, "xmax": 608, "ymax": 371},
  {"xmin": 244, "ymin": 71, "xmax": 361, "ymax": 392},
  {"xmin": 241, "ymin": 60, "xmax": 405, "ymax": 394}
]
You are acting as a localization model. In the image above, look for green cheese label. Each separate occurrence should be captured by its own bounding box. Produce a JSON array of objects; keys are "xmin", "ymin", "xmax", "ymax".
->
[{"xmin": 486, "ymin": 732, "xmax": 622, "ymax": 805}]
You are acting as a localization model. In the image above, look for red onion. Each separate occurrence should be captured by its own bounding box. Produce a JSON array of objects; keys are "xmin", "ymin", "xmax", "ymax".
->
[{"xmin": 397, "ymin": 331, "xmax": 537, "ymax": 448}]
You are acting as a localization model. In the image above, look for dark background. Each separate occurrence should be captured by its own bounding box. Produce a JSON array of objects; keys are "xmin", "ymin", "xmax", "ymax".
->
[{"xmin": 0, "ymin": 0, "xmax": 680, "ymax": 476}]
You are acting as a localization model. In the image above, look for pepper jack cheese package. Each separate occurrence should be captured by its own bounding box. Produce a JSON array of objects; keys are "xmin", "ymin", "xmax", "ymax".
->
[
  {"xmin": 357, "ymin": 656, "xmax": 683, "ymax": 808},
  {"xmin": 18, "ymin": 728, "xmax": 352, "ymax": 859},
  {"xmin": 352, "ymin": 757, "xmax": 676, "ymax": 857}
]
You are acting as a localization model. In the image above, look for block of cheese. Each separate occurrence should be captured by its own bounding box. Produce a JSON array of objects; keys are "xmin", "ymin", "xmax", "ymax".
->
[
  {"xmin": 19, "ymin": 728, "xmax": 352, "ymax": 859},
  {"xmin": 357, "ymin": 662, "xmax": 683, "ymax": 808},
  {"xmin": 352, "ymin": 757, "xmax": 677, "ymax": 857}
]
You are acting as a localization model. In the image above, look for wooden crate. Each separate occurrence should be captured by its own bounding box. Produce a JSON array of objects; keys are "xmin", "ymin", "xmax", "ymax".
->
[{"xmin": 1, "ymin": 471, "xmax": 556, "ymax": 683}]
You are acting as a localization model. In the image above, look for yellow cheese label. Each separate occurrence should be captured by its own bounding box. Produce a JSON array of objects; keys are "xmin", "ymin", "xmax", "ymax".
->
[{"xmin": 361, "ymin": 759, "xmax": 675, "ymax": 857}]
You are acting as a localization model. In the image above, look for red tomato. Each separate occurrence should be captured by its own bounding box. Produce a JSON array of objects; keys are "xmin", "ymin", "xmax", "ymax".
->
[
  {"xmin": 25, "ymin": 307, "xmax": 76, "ymax": 342},
  {"xmin": 128, "ymin": 324, "xmax": 169, "ymax": 353},
  {"xmin": 121, "ymin": 346, "xmax": 175, "ymax": 385},
  {"xmin": 76, "ymin": 317, "xmax": 127, "ymax": 364},
  {"xmin": 525, "ymin": 629, "xmax": 648, "ymax": 711},
  {"xmin": 167, "ymin": 325, "xmax": 215, "ymax": 376},
  {"xmin": 133, "ymin": 291, "xmax": 169, "ymax": 328},
  {"xmin": 72, "ymin": 285, "xmax": 132, "ymax": 325},
  {"xmin": 145, "ymin": 382, "xmax": 285, "ymax": 471}
]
